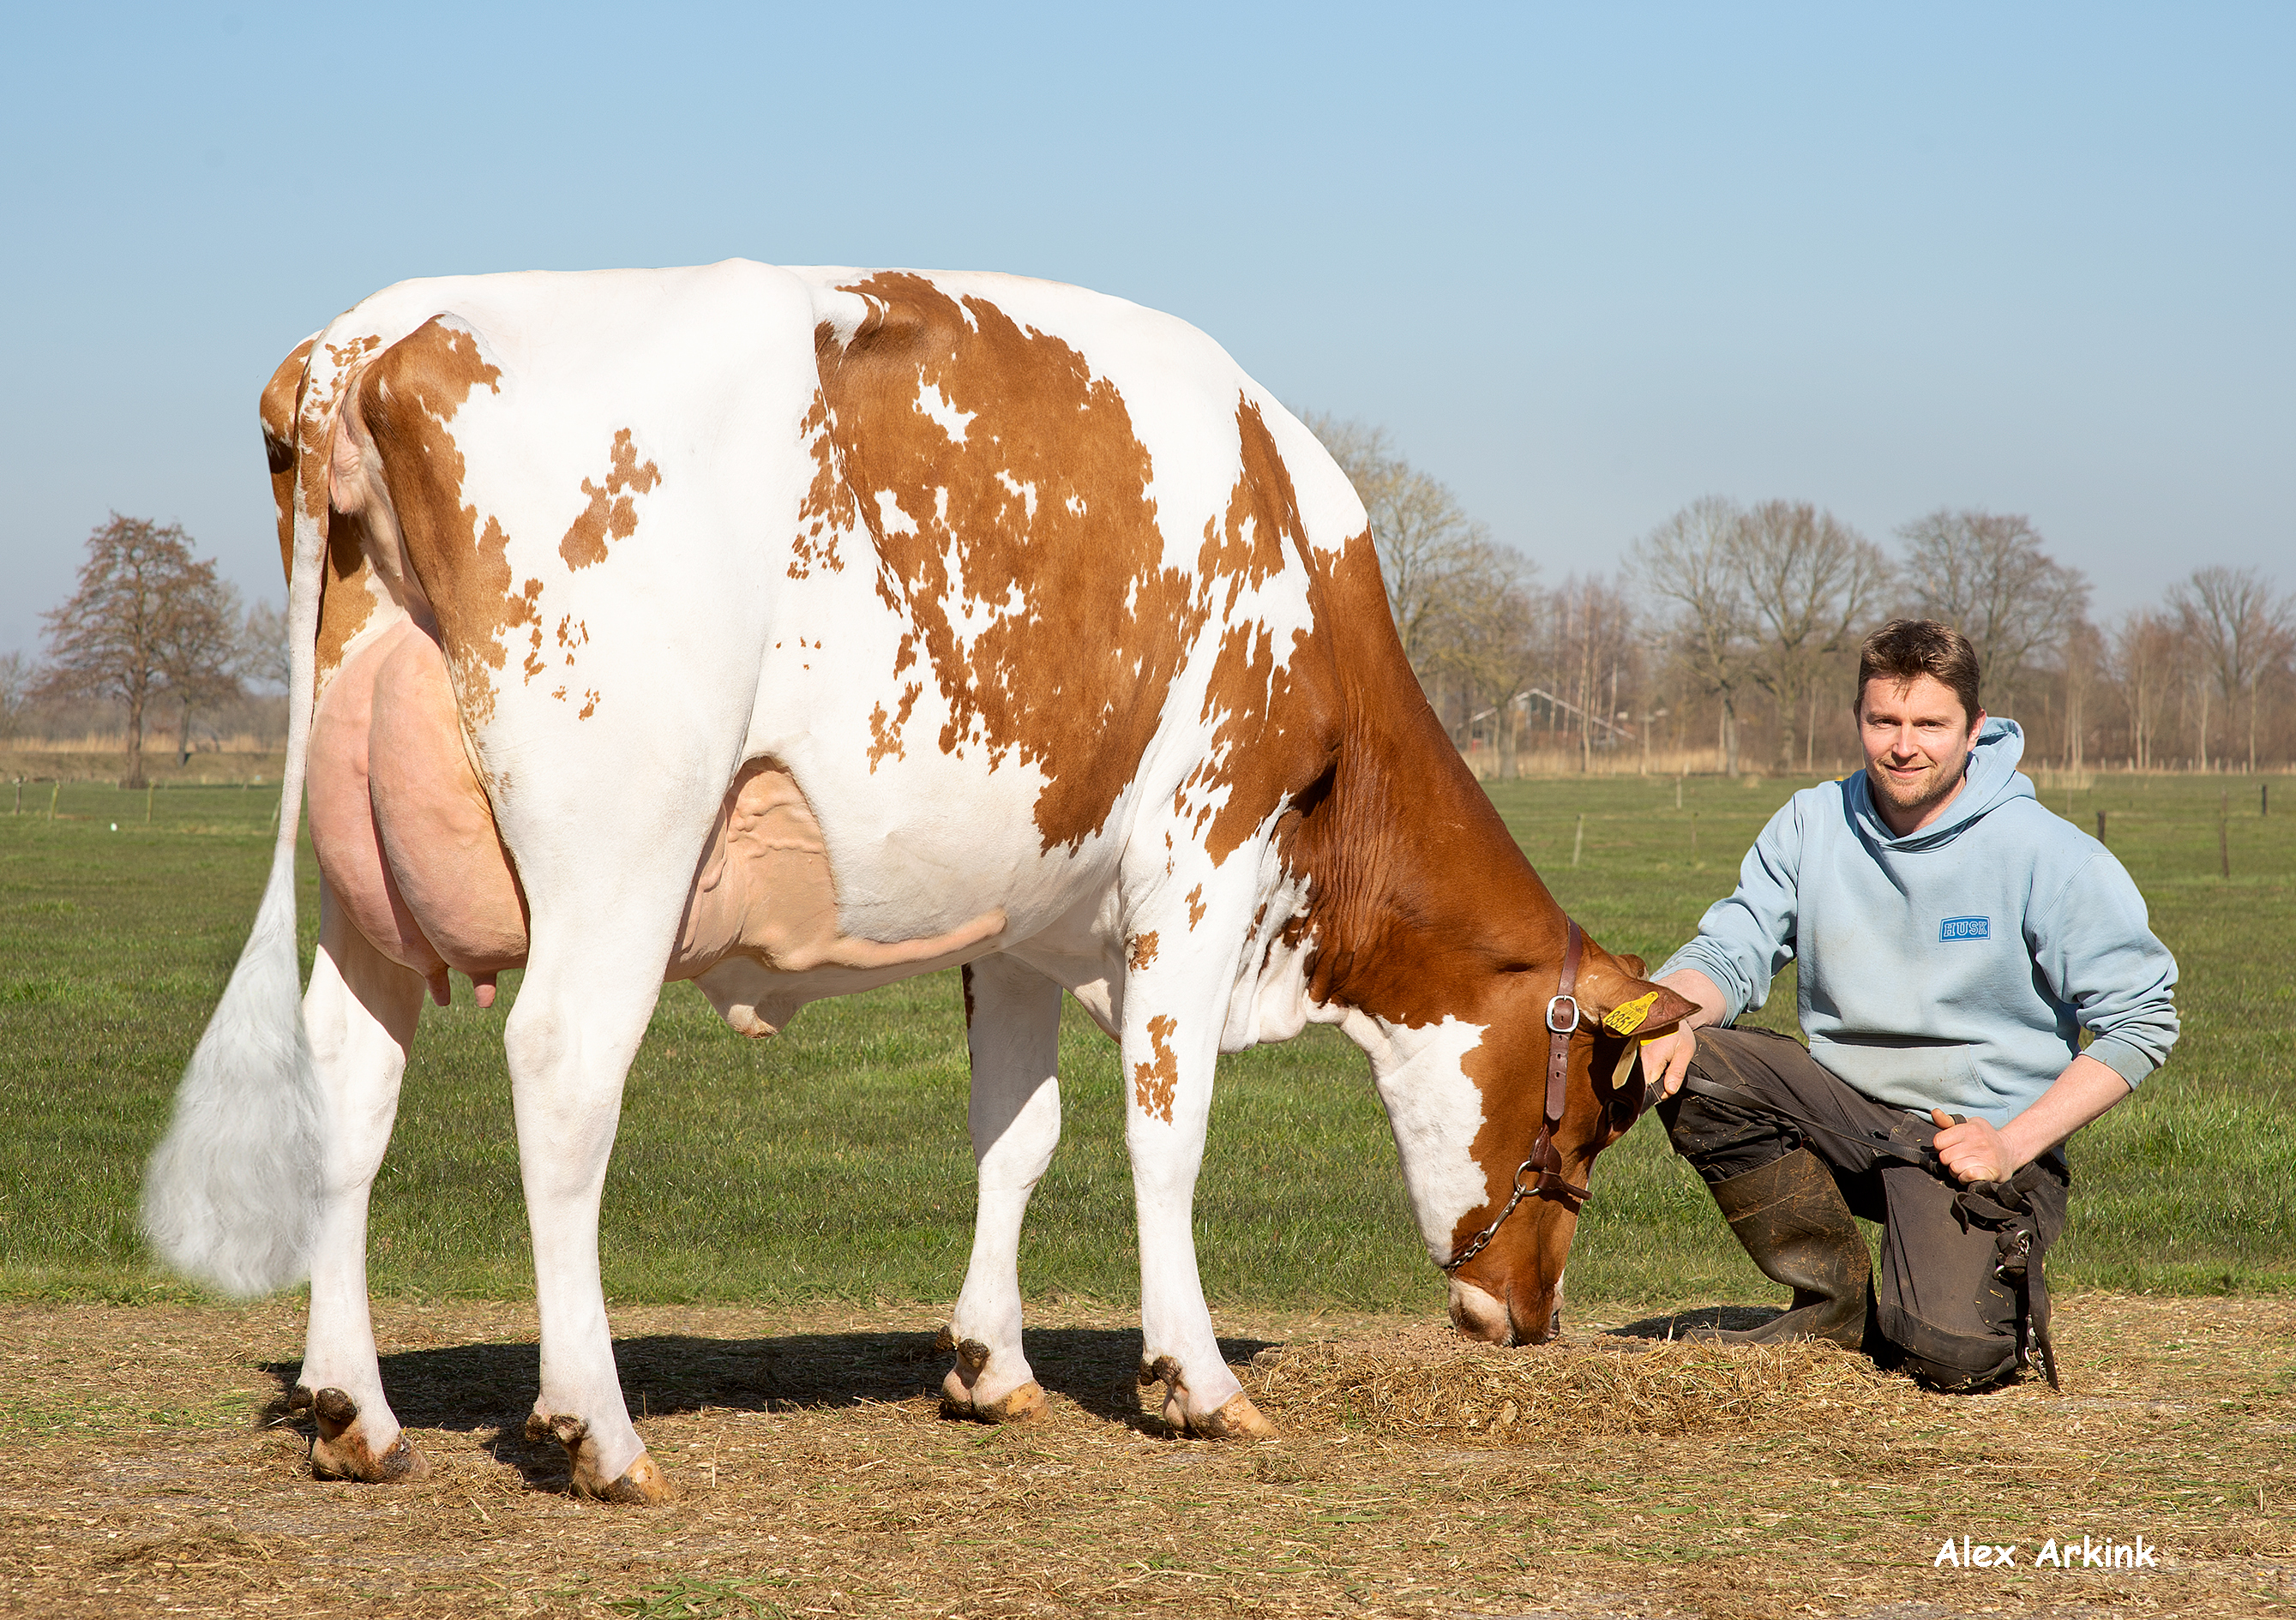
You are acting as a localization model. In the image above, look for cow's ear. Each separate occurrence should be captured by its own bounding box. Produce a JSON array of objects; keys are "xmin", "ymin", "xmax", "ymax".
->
[{"xmin": 1574, "ymin": 951, "xmax": 1697, "ymax": 1039}]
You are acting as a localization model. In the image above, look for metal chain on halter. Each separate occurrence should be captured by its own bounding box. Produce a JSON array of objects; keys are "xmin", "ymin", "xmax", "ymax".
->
[{"xmin": 1440, "ymin": 921, "xmax": 1590, "ymax": 1272}]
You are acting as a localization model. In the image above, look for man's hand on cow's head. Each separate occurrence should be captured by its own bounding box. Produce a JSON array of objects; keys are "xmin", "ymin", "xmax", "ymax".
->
[
  {"xmin": 1647, "ymin": 1026, "xmax": 1698, "ymax": 1099},
  {"xmin": 1645, "ymin": 968, "xmax": 1728, "ymax": 1098},
  {"xmin": 1929, "ymin": 1109, "xmax": 2016, "ymax": 1184}
]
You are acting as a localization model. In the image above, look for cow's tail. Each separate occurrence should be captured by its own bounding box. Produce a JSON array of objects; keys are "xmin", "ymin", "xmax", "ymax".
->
[{"xmin": 141, "ymin": 344, "xmax": 337, "ymax": 1298}]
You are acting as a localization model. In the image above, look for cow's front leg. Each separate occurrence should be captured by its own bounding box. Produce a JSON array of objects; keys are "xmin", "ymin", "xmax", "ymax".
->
[
  {"xmin": 1123, "ymin": 983, "xmax": 1275, "ymax": 1440},
  {"xmin": 292, "ymin": 887, "xmax": 428, "ymax": 1483},
  {"xmin": 504, "ymin": 952, "xmax": 675, "ymax": 1503},
  {"xmin": 941, "ymin": 954, "xmax": 1062, "ymax": 1422}
]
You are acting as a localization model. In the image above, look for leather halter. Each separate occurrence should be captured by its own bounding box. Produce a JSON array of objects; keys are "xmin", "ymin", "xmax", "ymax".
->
[{"xmin": 1440, "ymin": 920, "xmax": 1591, "ymax": 1272}]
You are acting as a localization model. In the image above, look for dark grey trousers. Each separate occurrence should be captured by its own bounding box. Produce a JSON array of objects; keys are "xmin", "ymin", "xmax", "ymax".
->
[{"xmin": 1657, "ymin": 1024, "xmax": 2069, "ymax": 1391}]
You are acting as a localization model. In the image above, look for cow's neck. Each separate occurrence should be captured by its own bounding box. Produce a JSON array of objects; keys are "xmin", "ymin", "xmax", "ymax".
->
[{"xmin": 1287, "ymin": 593, "xmax": 1570, "ymax": 1036}]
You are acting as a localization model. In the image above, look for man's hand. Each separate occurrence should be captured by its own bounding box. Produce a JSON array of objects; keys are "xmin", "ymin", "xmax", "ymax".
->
[
  {"xmin": 1647, "ymin": 1025, "xmax": 1699, "ymax": 1099},
  {"xmin": 1930, "ymin": 1055, "xmax": 2135, "ymax": 1185},
  {"xmin": 1928, "ymin": 1110, "xmax": 2014, "ymax": 1184},
  {"xmin": 1645, "ymin": 969, "xmax": 1728, "ymax": 1099}
]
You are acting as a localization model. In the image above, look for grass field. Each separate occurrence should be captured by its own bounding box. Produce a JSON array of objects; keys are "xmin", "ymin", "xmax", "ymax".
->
[{"xmin": 2, "ymin": 766, "xmax": 2288, "ymax": 1311}]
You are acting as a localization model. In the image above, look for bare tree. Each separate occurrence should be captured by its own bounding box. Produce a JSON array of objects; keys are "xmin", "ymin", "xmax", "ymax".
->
[
  {"xmin": 1433, "ymin": 552, "xmax": 1542, "ymax": 776},
  {"xmin": 1736, "ymin": 501, "xmax": 1894, "ymax": 771},
  {"xmin": 238, "ymin": 599, "xmax": 292, "ymax": 693},
  {"xmin": 2055, "ymin": 618, "xmax": 2106, "ymax": 771},
  {"xmin": 1546, "ymin": 576, "xmax": 1638, "ymax": 773},
  {"xmin": 0, "ymin": 651, "xmax": 31, "ymax": 747},
  {"xmin": 38, "ymin": 514, "xmax": 238, "ymax": 787},
  {"xmin": 157, "ymin": 574, "xmax": 246, "ymax": 765},
  {"xmin": 2171, "ymin": 565, "xmax": 2296, "ymax": 773},
  {"xmin": 1896, "ymin": 509, "xmax": 2089, "ymax": 712},
  {"xmin": 2107, "ymin": 609, "xmax": 2185, "ymax": 772},
  {"xmin": 1633, "ymin": 496, "xmax": 1754, "ymax": 777}
]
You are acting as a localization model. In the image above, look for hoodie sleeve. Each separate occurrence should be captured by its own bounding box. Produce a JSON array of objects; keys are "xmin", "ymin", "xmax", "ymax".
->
[
  {"xmin": 1656, "ymin": 795, "xmax": 1806, "ymax": 1023},
  {"xmin": 2029, "ymin": 850, "xmax": 2179, "ymax": 1085}
]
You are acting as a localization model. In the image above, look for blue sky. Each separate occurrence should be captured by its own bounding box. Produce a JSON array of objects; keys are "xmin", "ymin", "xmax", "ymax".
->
[{"xmin": 3, "ymin": 3, "xmax": 2288, "ymax": 657}]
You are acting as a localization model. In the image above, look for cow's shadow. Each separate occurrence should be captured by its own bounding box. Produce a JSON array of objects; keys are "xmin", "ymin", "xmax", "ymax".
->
[{"xmin": 261, "ymin": 1326, "xmax": 1275, "ymax": 1490}]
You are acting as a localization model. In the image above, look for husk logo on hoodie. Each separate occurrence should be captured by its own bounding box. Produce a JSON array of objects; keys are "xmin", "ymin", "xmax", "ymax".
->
[{"xmin": 1940, "ymin": 915, "xmax": 1992, "ymax": 942}]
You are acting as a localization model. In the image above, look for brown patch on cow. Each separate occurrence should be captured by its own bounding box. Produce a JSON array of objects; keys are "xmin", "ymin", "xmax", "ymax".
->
[
  {"xmin": 1186, "ymin": 885, "xmax": 1206, "ymax": 931},
  {"xmin": 312, "ymin": 513, "xmax": 382, "ymax": 693},
  {"xmin": 353, "ymin": 317, "xmax": 530, "ymax": 729},
  {"xmin": 261, "ymin": 339, "xmax": 316, "ymax": 582},
  {"xmin": 789, "ymin": 382, "xmax": 853, "ymax": 580},
  {"xmin": 559, "ymin": 429, "xmax": 661, "ymax": 570},
  {"xmin": 264, "ymin": 336, "xmax": 385, "ymax": 693},
  {"xmin": 816, "ymin": 273, "xmax": 1211, "ymax": 851},
  {"xmin": 1168, "ymin": 400, "xmax": 1342, "ymax": 865},
  {"xmin": 1131, "ymin": 1012, "xmax": 1180, "ymax": 1123},
  {"xmin": 577, "ymin": 689, "xmax": 600, "ymax": 719},
  {"xmin": 1126, "ymin": 931, "xmax": 1158, "ymax": 971},
  {"xmin": 865, "ymin": 682, "xmax": 923, "ymax": 768}
]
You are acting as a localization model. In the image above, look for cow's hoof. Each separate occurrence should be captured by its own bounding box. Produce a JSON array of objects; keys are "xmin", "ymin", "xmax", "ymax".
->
[
  {"xmin": 937, "ymin": 1330, "xmax": 1045, "ymax": 1423},
  {"xmin": 526, "ymin": 1413, "xmax": 676, "ymax": 1504},
  {"xmin": 942, "ymin": 1375, "xmax": 1047, "ymax": 1424},
  {"xmin": 298, "ymin": 1385, "xmax": 429, "ymax": 1483},
  {"xmin": 1186, "ymin": 1391, "xmax": 1277, "ymax": 1441}
]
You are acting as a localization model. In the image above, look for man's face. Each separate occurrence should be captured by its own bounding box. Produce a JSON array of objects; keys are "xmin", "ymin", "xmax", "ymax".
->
[{"xmin": 1857, "ymin": 673, "xmax": 1983, "ymax": 831}]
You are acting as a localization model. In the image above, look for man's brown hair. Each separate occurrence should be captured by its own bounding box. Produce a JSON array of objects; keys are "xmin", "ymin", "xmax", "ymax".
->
[{"xmin": 1854, "ymin": 619, "xmax": 1981, "ymax": 725}]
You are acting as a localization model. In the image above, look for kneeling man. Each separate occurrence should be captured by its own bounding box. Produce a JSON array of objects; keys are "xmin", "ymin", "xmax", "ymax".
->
[{"xmin": 1640, "ymin": 620, "xmax": 2178, "ymax": 1389}]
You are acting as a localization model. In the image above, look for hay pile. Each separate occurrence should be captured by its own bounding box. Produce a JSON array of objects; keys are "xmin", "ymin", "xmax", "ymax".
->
[{"xmin": 1243, "ymin": 1323, "xmax": 1924, "ymax": 1441}]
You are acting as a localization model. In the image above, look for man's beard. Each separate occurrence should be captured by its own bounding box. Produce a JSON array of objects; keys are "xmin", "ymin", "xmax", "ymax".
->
[{"xmin": 1868, "ymin": 757, "xmax": 1966, "ymax": 822}]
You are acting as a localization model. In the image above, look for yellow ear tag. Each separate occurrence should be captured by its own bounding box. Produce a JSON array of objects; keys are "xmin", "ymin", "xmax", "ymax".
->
[{"xmin": 1602, "ymin": 991, "xmax": 1661, "ymax": 1036}]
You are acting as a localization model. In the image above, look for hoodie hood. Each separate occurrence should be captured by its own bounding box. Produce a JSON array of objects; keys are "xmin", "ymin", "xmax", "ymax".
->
[{"xmin": 1848, "ymin": 717, "xmax": 2034, "ymax": 852}]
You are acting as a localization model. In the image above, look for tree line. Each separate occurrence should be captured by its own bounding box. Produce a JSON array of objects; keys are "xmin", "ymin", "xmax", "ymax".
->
[
  {"xmin": 10, "ymin": 472, "xmax": 2292, "ymax": 789},
  {"xmin": 1305, "ymin": 416, "xmax": 2296, "ymax": 778}
]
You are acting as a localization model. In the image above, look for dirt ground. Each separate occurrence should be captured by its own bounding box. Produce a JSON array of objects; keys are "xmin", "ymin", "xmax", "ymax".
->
[{"xmin": 1, "ymin": 1293, "xmax": 2288, "ymax": 1619}]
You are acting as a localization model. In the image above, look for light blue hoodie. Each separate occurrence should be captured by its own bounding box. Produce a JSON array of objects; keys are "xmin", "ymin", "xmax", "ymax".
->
[{"xmin": 1658, "ymin": 719, "xmax": 2179, "ymax": 1129}]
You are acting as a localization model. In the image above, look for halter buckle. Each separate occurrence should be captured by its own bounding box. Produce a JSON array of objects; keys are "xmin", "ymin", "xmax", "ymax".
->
[{"xmin": 1546, "ymin": 994, "xmax": 1580, "ymax": 1035}]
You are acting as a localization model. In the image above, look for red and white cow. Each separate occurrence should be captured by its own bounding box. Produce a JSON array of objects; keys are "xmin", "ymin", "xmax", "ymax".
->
[{"xmin": 144, "ymin": 263, "xmax": 1691, "ymax": 1501}]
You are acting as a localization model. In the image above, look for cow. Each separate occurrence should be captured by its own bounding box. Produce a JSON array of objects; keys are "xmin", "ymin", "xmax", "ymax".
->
[{"xmin": 143, "ymin": 262, "xmax": 1694, "ymax": 1503}]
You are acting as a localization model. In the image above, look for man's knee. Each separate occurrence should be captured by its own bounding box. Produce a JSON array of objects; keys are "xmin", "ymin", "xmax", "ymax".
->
[{"xmin": 1659, "ymin": 1091, "xmax": 1796, "ymax": 1185}]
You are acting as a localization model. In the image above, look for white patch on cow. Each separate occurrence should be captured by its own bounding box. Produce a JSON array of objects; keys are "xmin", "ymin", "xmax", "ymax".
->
[
  {"xmin": 873, "ymin": 489, "xmax": 918, "ymax": 537},
  {"xmin": 1344, "ymin": 1011, "xmax": 1492, "ymax": 1265},
  {"xmin": 916, "ymin": 378, "xmax": 973, "ymax": 444},
  {"xmin": 995, "ymin": 470, "xmax": 1038, "ymax": 519},
  {"xmin": 1066, "ymin": 494, "xmax": 1086, "ymax": 517}
]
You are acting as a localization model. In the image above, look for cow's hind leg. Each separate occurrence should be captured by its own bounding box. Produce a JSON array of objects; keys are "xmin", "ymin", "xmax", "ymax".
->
[
  {"xmin": 503, "ymin": 942, "xmax": 681, "ymax": 1503},
  {"xmin": 292, "ymin": 885, "xmax": 428, "ymax": 1482},
  {"xmin": 942, "ymin": 956, "xmax": 1062, "ymax": 1423}
]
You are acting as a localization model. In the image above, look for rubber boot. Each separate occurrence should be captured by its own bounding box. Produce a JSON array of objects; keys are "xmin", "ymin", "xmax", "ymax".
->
[{"xmin": 1701, "ymin": 1148, "xmax": 1871, "ymax": 1349}]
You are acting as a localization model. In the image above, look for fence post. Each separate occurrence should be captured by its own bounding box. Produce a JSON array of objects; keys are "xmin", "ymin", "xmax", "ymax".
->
[
  {"xmin": 49, "ymin": 781, "xmax": 60, "ymax": 821},
  {"xmin": 2096, "ymin": 810, "xmax": 2107, "ymax": 843},
  {"xmin": 2220, "ymin": 789, "xmax": 2231, "ymax": 879},
  {"xmin": 2264, "ymin": 783, "xmax": 2271, "ymax": 818},
  {"xmin": 1572, "ymin": 814, "xmax": 1584, "ymax": 869},
  {"xmin": 146, "ymin": 782, "xmax": 154, "ymax": 825}
]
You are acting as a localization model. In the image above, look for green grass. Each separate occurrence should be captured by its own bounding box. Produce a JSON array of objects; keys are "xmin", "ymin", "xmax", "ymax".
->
[{"xmin": 1, "ymin": 770, "xmax": 2288, "ymax": 1310}]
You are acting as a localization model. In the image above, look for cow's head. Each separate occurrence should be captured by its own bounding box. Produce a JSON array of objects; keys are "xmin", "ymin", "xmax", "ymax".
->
[{"xmin": 1433, "ymin": 938, "xmax": 1693, "ymax": 1347}]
